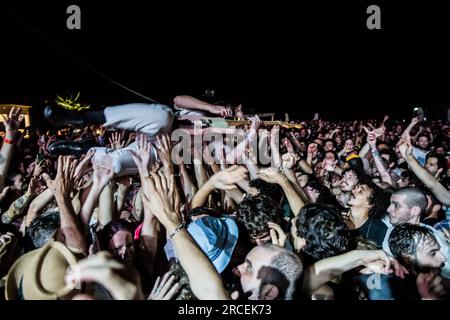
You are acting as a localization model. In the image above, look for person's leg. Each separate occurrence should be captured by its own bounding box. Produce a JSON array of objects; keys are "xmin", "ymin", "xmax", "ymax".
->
[
  {"xmin": 103, "ymin": 103, "xmax": 173, "ymax": 137},
  {"xmin": 45, "ymin": 103, "xmax": 173, "ymax": 137},
  {"xmin": 91, "ymin": 142, "xmax": 158, "ymax": 177},
  {"xmin": 47, "ymin": 103, "xmax": 173, "ymax": 175}
]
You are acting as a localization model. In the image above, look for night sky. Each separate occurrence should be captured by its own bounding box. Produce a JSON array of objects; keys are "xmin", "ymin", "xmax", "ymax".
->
[{"xmin": 1, "ymin": 2, "xmax": 450, "ymax": 121}]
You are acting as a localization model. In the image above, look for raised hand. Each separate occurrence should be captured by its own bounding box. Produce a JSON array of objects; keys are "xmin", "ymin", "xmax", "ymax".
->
[
  {"xmin": 411, "ymin": 116, "xmax": 420, "ymax": 127},
  {"xmin": 109, "ymin": 132, "xmax": 125, "ymax": 150},
  {"xmin": 26, "ymin": 176, "xmax": 41, "ymax": 196},
  {"xmin": 208, "ymin": 165, "xmax": 248, "ymax": 190},
  {"xmin": 155, "ymin": 133, "xmax": 174, "ymax": 175},
  {"xmin": 129, "ymin": 134, "xmax": 153, "ymax": 178},
  {"xmin": 148, "ymin": 271, "xmax": 180, "ymax": 300},
  {"xmin": 141, "ymin": 169, "xmax": 180, "ymax": 228},
  {"xmin": 269, "ymin": 222, "xmax": 287, "ymax": 247},
  {"xmin": 396, "ymin": 137, "xmax": 413, "ymax": 160},
  {"xmin": 0, "ymin": 186, "xmax": 10, "ymax": 202},
  {"xmin": 416, "ymin": 271, "xmax": 447, "ymax": 300},
  {"xmin": 45, "ymin": 156, "xmax": 79, "ymax": 199},
  {"xmin": 248, "ymin": 115, "xmax": 262, "ymax": 133},
  {"xmin": 0, "ymin": 232, "xmax": 14, "ymax": 262},
  {"xmin": 270, "ymin": 125, "xmax": 280, "ymax": 141},
  {"xmin": 74, "ymin": 148, "xmax": 96, "ymax": 178},
  {"xmin": 92, "ymin": 162, "xmax": 114, "ymax": 188},
  {"xmin": 281, "ymin": 152, "xmax": 300, "ymax": 170},
  {"xmin": 0, "ymin": 107, "xmax": 24, "ymax": 132},
  {"xmin": 258, "ymin": 167, "xmax": 285, "ymax": 184},
  {"xmin": 211, "ymin": 105, "xmax": 232, "ymax": 118}
]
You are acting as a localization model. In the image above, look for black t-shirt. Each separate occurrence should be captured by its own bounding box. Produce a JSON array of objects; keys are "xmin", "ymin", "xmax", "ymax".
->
[{"xmin": 357, "ymin": 218, "xmax": 387, "ymax": 248}]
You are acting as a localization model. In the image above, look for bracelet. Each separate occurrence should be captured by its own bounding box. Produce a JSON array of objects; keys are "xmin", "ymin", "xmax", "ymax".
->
[
  {"xmin": 169, "ymin": 223, "xmax": 186, "ymax": 239},
  {"xmin": 2, "ymin": 138, "xmax": 13, "ymax": 144}
]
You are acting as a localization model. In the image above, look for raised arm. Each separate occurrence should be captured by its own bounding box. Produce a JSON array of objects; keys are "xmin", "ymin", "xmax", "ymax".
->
[
  {"xmin": 142, "ymin": 170, "xmax": 229, "ymax": 300},
  {"xmin": 191, "ymin": 165, "xmax": 248, "ymax": 209},
  {"xmin": 46, "ymin": 156, "xmax": 87, "ymax": 255},
  {"xmin": 365, "ymin": 127, "xmax": 394, "ymax": 186},
  {"xmin": 80, "ymin": 164, "xmax": 114, "ymax": 229},
  {"xmin": 270, "ymin": 125, "xmax": 282, "ymax": 169},
  {"xmin": 401, "ymin": 117, "xmax": 420, "ymax": 140},
  {"xmin": 2, "ymin": 176, "xmax": 39, "ymax": 224},
  {"xmin": 398, "ymin": 137, "xmax": 450, "ymax": 206},
  {"xmin": 0, "ymin": 108, "xmax": 23, "ymax": 191}
]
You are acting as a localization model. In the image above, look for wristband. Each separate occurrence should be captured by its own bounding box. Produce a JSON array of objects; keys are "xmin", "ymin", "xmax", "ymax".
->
[
  {"xmin": 2, "ymin": 138, "xmax": 13, "ymax": 144},
  {"xmin": 169, "ymin": 223, "xmax": 186, "ymax": 239}
]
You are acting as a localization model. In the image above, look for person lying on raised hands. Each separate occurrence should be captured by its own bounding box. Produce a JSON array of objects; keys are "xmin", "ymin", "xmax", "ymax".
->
[
  {"xmin": 397, "ymin": 134, "xmax": 450, "ymax": 206},
  {"xmin": 140, "ymin": 168, "xmax": 230, "ymax": 300}
]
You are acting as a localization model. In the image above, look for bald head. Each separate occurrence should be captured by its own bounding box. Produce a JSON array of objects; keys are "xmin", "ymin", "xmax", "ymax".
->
[{"xmin": 394, "ymin": 188, "xmax": 427, "ymax": 216}]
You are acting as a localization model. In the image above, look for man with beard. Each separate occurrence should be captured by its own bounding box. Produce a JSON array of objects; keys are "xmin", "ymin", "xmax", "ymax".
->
[
  {"xmin": 382, "ymin": 188, "xmax": 450, "ymax": 279},
  {"xmin": 388, "ymin": 224, "xmax": 448, "ymax": 299},
  {"xmin": 336, "ymin": 168, "xmax": 362, "ymax": 210}
]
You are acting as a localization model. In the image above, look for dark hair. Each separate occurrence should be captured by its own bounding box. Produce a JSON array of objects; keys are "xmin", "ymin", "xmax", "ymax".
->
[
  {"xmin": 248, "ymin": 179, "xmax": 284, "ymax": 203},
  {"xmin": 98, "ymin": 220, "xmax": 135, "ymax": 250},
  {"xmin": 323, "ymin": 150, "xmax": 339, "ymax": 162},
  {"xmin": 388, "ymin": 224, "xmax": 437, "ymax": 265},
  {"xmin": 324, "ymin": 139, "xmax": 336, "ymax": 149},
  {"xmin": 296, "ymin": 203, "xmax": 354, "ymax": 261},
  {"xmin": 426, "ymin": 152, "xmax": 447, "ymax": 171},
  {"xmin": 236, "ymin": 194, "xmax": 281, "ymax": 239},
  {"xmin": 187, "ymin": 206, "xmax": 223, "ymax": 224},
  {"xmin": 261, "ymin": 244, "xmax": 303, "ymax": 300},
  {"xmin": 342, "ymin": 167, "xmax": 367, "ymax": 185},
  {"xmin": 366, "ymin": 182, "xmax": 391, "ymax": 219},
  {"xmin": 25, "ymin": 208, "xmax": 60, "ymax": 250},
  {"xmin": 379, "ymin": 148, "xmax": 398, "ymax": 168},
  {"xmin": 306, "ymin": 176, "xmax": 340, "ymax": 206}
]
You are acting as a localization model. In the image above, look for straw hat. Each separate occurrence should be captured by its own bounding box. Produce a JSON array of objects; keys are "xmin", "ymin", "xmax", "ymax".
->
[{"xmin": 5, "ymin": 241, "xmax": 81, "ymax": 300}]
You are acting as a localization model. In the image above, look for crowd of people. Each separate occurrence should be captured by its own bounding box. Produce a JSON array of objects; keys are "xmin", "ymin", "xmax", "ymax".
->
[{"xmin": 0, "ymin": 95, "xmax": 449, "ymax": 300}]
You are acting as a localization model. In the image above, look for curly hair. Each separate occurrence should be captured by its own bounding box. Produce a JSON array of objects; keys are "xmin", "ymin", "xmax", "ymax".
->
[
  {"xmin": 168, "ymin": 258, "xmax": 196, "ymax": 300},
  {"xmin": 248, "ymin": 178, "xmax": 284, "ymax": 202},
  {"xmin": 236, "ymin": 194, "xmax": 281, "ymax": 239},
  {"xmin": 296, "ymin": 203, "xmax": 354, "ymax": 261}
]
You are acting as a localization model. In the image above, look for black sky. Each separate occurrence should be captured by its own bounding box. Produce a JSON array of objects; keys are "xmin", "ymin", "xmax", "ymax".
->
[{"xmin": 1, "ymin": 1, "xmax": 450, "ymax": 121}]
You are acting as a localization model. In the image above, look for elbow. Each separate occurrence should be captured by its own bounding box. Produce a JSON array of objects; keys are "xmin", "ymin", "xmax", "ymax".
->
[{"xmin": 173, "ymin": 95, "xmax": 190, "ymax": 107}]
